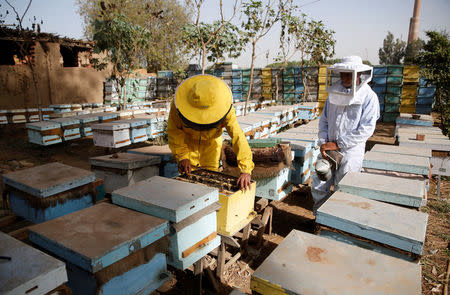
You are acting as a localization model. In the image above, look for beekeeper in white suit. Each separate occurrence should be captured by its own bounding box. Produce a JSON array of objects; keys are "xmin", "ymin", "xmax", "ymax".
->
[{"xmin": 311, "ymin": 56, "xmax": 380, "ymax": 213}]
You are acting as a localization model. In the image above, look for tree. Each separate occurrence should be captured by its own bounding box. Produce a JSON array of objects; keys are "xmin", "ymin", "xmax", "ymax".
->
[
  {"xmin": 404, "ymin": 38, "xmax": 424, "ymax": 65},
  {"xmin": 182, "ymin": 21, "xmax": 246, "ymax": 65},
  {"xmin": 379, "ymin": 31, "xmax": 406, "ymax": 64},
  {"xmin": 1, "ymin": 0, "xmax": 43, "ymax": 120},
  {"xmin": 416, "ymin": 31, "xmax": 450, "ymax": 136},
  {"xmin": 241, "ymin": 0, "xmax": 286, "ymax": 114},
  {"xmin": 91, "ymin": 10, "xmax": 150, "ymax": 110},
  {"xmin": 184, "ymin": 0, "xmax": 241, "ymax": 74},
  {"xmin": 77, "ymin": 0, "xmax": 190, "ymax": 73}
]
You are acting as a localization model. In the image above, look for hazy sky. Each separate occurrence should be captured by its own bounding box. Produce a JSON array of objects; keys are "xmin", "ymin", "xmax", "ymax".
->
[{"xmin": 2, "ymin": 0, "xmax": 449, "ymax": 67}]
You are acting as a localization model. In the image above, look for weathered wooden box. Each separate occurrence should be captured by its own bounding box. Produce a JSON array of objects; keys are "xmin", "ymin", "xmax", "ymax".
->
[
  {"xmin": 0, "ymin": 232, "xmax": 68, "ymax": 295},
  {"xmin": 251, "ymin": 230, "xmax": 421, "ymax": 295},
  {"xmin": 316, "ymin": 191, "xmax": 428, "ymax": 255},
  {"xmin": 92, "ymin": 122, "xmax": 131, "ymax": 148},
  {"xmin": 49, "ymin": 117, "xmax": 81, "ymax": 141},
  {"xmin": 26, "ymin": 121, "xmax": 62, "ymax": 146},
  {"xmin": 338, "ymin": 172, "xmax": 426, "ymax": 207},
  {"xmin": 28, "ymin": 203, "xmax": 170, "ymax": 295},
  {"xmin": 128, "ymin": 145, "xmax": 178, "ymax": 177},
  {"xmin": 75, "ymin": 114, "xmax": 100, "ymax": 137},
  {"xmin": 2, "ymin": 162, "xmax": 96, "ymax": 223},
  {"xmin": 112, "ymin": 176, "xmax": 221, "ymax": 270},
  {"xmin": 89, "ymin": 153, "xmax": 160, "ymax": 193},
  {"xmin": 116, "ymin": 118, "xmax": 148, "ymax": 143},
  {"xmin": 177, "ymin": 169, "xmax": 257, "ymax": 236}
]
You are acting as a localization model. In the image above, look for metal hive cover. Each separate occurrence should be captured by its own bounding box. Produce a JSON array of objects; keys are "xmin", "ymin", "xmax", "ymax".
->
[
  {"xmin": 89, "ymin": 153, "xmax": 161, "ymax": 170},
  {"xmin": 252, "ymin": 230, "xmax": 421, "ymax": 295},
  {"xmin": 2, "ymin": 162, "xmax": 95, "ymax": 198}
]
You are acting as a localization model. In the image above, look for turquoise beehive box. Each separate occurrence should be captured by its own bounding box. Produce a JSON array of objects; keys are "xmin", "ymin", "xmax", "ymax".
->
[
  {"xmin": 2, "ymin": 162, "xmax": 97, "ymax": 223},
  {"xmin": 26, "ymin": 121, "xmax": 62, "ymax": 145},
  {"xmin": 28, "ymin": 203, "xmax": 170, "ymax": 295},
  {"xmin": 49, "ymin": 117, "xmax": 81, "ymax": 141},
  {"xmin": 111, "ymin": 176, "xmax": 221, "ymax": 270}
]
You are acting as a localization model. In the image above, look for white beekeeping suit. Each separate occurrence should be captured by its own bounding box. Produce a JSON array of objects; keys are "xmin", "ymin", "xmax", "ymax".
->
[{"xmin": 311, "ymin": 56, "xmax": 380, "ymax": 213}]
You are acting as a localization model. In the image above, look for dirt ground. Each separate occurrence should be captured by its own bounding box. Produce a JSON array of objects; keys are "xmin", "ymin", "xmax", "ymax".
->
[{"xmin": 0, "ymin": 123, "xmax": 448, "ymax": 295}]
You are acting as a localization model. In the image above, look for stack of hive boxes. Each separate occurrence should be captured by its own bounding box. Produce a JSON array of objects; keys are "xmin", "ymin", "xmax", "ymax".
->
[
  {"xmin": 242, "ymin": 68, "xmax": 251, "ymax": 102},
  {"xmin": 156, "ymin": 70, "xmax": 176, "ymax": 99},
  {"xmin": 416, "ymin": 78, "xmax": 435, "ymax": 115},
  {"xmin": 400, "ymin": 65, "xmax": 419, "ymax": 114},
  {"xmin": 261, "ymin": 68, "xmax": 273, "ymax": 101},
  {"xmin": 214, "ymin": 62, "xmax": 233, "ymax": 88},
  {"xmin": 147, "ymin": 76, "xmax": 157, "ymax": 99},
  {"xmin": 271, "ymin": 68, "xmax": 284, "ymax": 103},
  {"xmin": 282, "ymin": 67, "xmax": 296, "ymax": 104},
  {"xmin": 303, "ymin": 67, "xmax": 319, "ymax": 102},
  {"xmin": 251, "ymin": 68, "xmax": 263, "ymax": 101},
  {"xmin": 123, "ymin": 78, "xmax": 150, "ymax": 103},
  {"xmin": 384, "ymin": 65, "xmax": 403, "ymax": 123},
  {"xmin": 371, "ymin": 66, "xmax": 387, "ymax": 121},
  {"xmin": 104, "ymin": 79, "xmax": 119, "ymax": 105},
  {"xmin": 232, "ymin": 69, "xmax": 243, "ymax": 102},
  {"xmin": 318, "ymin": 65, "xmax": 329, "ymax": 113}
]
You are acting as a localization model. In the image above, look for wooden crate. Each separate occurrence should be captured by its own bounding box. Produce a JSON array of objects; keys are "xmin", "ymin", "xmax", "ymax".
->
[{"xmin": 26, "ymin": 121, "xmax": 62, "ymax": 146}]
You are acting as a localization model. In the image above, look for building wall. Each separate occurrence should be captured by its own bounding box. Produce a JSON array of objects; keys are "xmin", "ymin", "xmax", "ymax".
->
[{"xmin": 0, "ymin": 41, "xmax": 108, "ymax": 109}]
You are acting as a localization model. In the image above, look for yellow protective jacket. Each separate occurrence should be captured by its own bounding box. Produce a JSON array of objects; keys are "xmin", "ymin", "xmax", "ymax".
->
[{"xmin": 167, "ymin": 101, "xmax": 254, "ymax": 174}]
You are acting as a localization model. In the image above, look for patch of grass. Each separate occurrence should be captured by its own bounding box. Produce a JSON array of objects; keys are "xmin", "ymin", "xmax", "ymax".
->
[{"xmin": 427, "ymin": 199, "xmax": 450, "ymax": 214}]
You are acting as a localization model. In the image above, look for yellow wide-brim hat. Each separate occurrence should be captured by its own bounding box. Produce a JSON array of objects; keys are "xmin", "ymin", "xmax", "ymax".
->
[{"xmin": 175, "ymin": 74, "xmax": 232, "ymax": 126}]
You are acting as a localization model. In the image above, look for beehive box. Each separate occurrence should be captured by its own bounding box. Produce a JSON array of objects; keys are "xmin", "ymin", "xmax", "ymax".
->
[
  {"xmin": 338, "ymin": 172, "xmax": 426, "ymax": 207},
  {"xmin": 98, "ymin": 112, "xmax": 118, "ymax": 122},
  {"xmin": 251, "ymin": 230, "xmax": 421, "ymax": 295},
  {"xmin": 92, "ymin": 122, "xmax": 131, "ymax": 148},
  {"xmin": 128, "ymin": 145, "xmax": 178, "ymax": 178},
  {"xmin": 177, "ymin": 169, "xmax": 256, "ymax": 236},
  {"xmin": 116, "ymin": 119, "xmax": 148, "ymax": 143},
  {"xmin": 363, "ymin": 150, "xmax": 430, "ymax": 176},
  {"xmin": 0, "ymin": 110, "xmax": 7, "ymax": 124},
  {"xmin": 40, "ymin": 107, "xmax": 54, "ymax": 120},
  {"xmin": 26, "ymin": 121, "xmax": 62, "ymax": 145},
  {"xmin": 90, "ymin": 153, "xmax": 160, "ymax": 193},
  {"xmin": 396, "ymin": 113, "xmax": 433, "ymax": 126},
  {"xmin": 8, "ymin": 109, "xmax": 27, "ymax": 123},
  {"xmin": 50, "ymin": 104, "xmax": 71, "ymax": 113},
  {"xmin": 2, "ymin": 162, "xmax": 97, "ymax": 223},
  {"xmin": 0, "ymin": 232, "xmax": 68, "ymax": 295},
  {"xmin": 316, "ymin": 191, "xmax": 428, "ymax": 255},
  {"xmin": 48, "ymin": 117, "xmax": 81, "ymax": 141},
  {"xmin": 112, "ymin": 176, "xmax": 221, "ymax": 269},
  {"xmin": 26, "ymin": 108, "xmax": 40, "ymax": 122},
  {"xmin": 255, "ymin": 167, "xmax": 292, "ymax": 201},
  {"xmin": 371, "ymin": 144, "xmax": 431, "ymax": 158},
  {"xmin": 75, "ymin": 114, "xmax": 100, "ymax": 137},
  {"xmin": 28, "ymin": 203, "xmax": 170, "ymax": 295}
]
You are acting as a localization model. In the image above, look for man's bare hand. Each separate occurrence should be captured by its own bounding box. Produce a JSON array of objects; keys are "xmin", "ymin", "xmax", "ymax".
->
[
  {"xmin": 178, "ymin": 159, "xmax": 191, "ymax": 175},
  {"xmin": 237, "ymin": 173, "xmax": 251, "ymax": 191},
  {"xmin": 320, "ymin": 142, "xmax": 339, "ymax": 159}
]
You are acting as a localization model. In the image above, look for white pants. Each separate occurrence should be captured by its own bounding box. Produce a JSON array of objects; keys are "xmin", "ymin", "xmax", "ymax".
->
[{"xmin": 311, "ymin": 145, "xmax": 365, "ymax": 214}]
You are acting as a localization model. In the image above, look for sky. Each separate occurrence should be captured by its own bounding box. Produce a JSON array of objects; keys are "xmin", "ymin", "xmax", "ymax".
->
[{"xmin": 2, "ymin": 0, "xmax": 449, "ymax": 67}]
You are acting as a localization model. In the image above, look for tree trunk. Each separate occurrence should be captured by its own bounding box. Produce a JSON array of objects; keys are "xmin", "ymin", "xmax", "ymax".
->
[
  {"xmin": 244, "ymin": 42, "xmax": 256, "ymax": 116},
  {"xmin": 201, "ymin": 43, "xmax": 206, "ymax": 75}
]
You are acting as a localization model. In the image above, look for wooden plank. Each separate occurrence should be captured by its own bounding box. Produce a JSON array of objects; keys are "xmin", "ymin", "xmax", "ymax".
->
[
  {"xmin": 363, "ymin": 151, "xmax": 430, "ymax": 175},
  {"xmin": 112, "ymin": 176, "xmax": 219, "ymax": 223},
  {"xmin": 338, "ymin": 172, "xmax": 425, "ymax": 207},
  {"xmin": 255, "ymin": 198, "xmax": 269, "ymax": 212},
  {"xmin": 28, "ymin": 203, "xmax": 168, "ymax": 273},
  {"xmin": 0, "ymin": 215, "xmax": 18, "ymax": 228},
  {"xmin": 182, "ymin": 232, "xmax": 217, "ymax": 258},
  {"xmin": 316, "ymin": 192, "xmax": 428, "ymax": 255},
  {"xmin": 216, "ymin": 241, "xmax": 226, "ymax": 280},
  {"xmin": 0, "ymin": 232, "xmax": 68, "ymax": 295},
  {"xmin": 251, "ymin": 230, "xmax": 421, "ymax": 295}
]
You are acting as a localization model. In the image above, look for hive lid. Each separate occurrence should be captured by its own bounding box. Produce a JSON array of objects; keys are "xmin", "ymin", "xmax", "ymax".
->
[
  {"xmin": 2, "ymin": 162, "xmax": 95, "ymax": 198},
  {"xmin": 99, "ymin": 112, "xmax": 118, "ymax": 120},
  {"xmin": 128, "ymin": 145, "xmax": 174, "ymax": 161},
  {"xmin": 115, "ymin": 118, "xmax": 147, "ymax": 127},
  {"xmin": 363, "ymin": 151, "xmax": 430, "ymax": 175},
  {"xmin": 92, "ymin": 122, "xmax": 130, "ymax": 131},
  {"xmin": 252, "ymin": 230, "xmax": 421, "ymax": 295},
  {"xmin": 28, "ymin": 203, "xmax": 168, "ymax": 273},
  {"xmin": 112, "ymin": 176, "xmax": 219, "ymax": 223},
  {"xmin": 0, "ymin": 232, "xmax": 67, "ymax": 295},
  {"xmin": 26, "ymin": 121, "xmax": 60, "ymax": 131},
  {"xmin": 90, "ymin": 153, "xmax": 161, "ymax": 169},
  {"xmin": 371, "ymin": 144, "xmax": 431, "ymax": 158},
  {"xmin": 48, "ymin": 117, "xmax": 80, "ymax": 126}
]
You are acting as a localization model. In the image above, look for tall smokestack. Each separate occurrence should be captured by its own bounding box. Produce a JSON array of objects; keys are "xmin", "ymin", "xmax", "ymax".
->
[{"xmin": 407, "ymin": 0, "xmax": 422, "ymax": 44}]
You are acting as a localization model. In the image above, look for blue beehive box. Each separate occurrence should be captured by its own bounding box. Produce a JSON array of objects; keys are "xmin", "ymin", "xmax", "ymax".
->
[
  {"xmin": 2, "ymin": 162, "xmax": 96, "ymax": 223},
  {"xmin": 128, "ymin": 145, "xmax": 178, "ymax": 178},
  {"xmin": 255, "ymin": 167, "xmax": 293, "ymax": 201},
  {"xmin": 49, "ymin": 117, "xmax": 81, "ymax": 141},
  {"xmin": 76, "ymin": 114, "xmax": 100, "ymax": 137},
  {"xmin": 26, "ymin": 121, "xmax": 62, "ymax": 145},
  {"xmin": 28, "ymin": 203, "xmax": 171, "ymax": 295},
  {"xmin": 99, "ymin": 112, "xmax": 118, "ymax": 122},
  {"xmin": 111, "ymin": 176, "xmax": 221, "ymax": 270},
  {"xmin": 0, "ymin": 232, "xmax": 68, "ymax": 295},
  {"xmin": 116, "ymin": 119, "xmax": 148, "ymax": 143}
]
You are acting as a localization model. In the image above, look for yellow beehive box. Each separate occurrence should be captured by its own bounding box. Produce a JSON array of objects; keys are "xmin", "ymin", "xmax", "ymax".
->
[
  {"xmin": 401, "ymin": 97, "xmax": 416, "ymax": 106},
  {"xmin": 177, "ymin": 169, "xmax": 256, "ymax": 237},
  {"xmin": 318, "ymin": 76, "xmax": 327, "ymax": 84},
  {"xmin": 399, "ymin": 105, "xmax": 416, "ymax": 114},
  {"xmin": 318, "ymin": 92, "xmax": 328, "ymax": 102},
  {"xmin": 318, "ymin": 65, "xmax": 329, "ymax": 76},
  {"xmin": 401, "ymin": 85, "xmax": 418, "ymax": 98},
  {"xmin": 262, "ymin": 68, "xmax": 272, "ymax": 79},
  {"xmin": 403, "ymin": 65, "xmax": 419, "ymax": 78}
]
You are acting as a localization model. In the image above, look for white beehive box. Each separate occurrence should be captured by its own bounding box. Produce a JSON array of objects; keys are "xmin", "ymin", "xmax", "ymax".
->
[{"xmin": 92, "ymin": 122, "xmax": 131, "ymax": 148}]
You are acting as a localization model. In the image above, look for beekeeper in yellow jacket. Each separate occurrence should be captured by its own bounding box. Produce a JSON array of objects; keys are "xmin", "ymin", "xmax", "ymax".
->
[{"xmin": 167, "ymin": 74, "xmax": 254, "ymax": 190}]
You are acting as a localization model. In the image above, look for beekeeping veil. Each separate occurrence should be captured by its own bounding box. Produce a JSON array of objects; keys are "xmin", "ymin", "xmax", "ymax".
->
[{"xmin": 326, "ymin": 56, "xmax": 373, "ymax": 106}]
